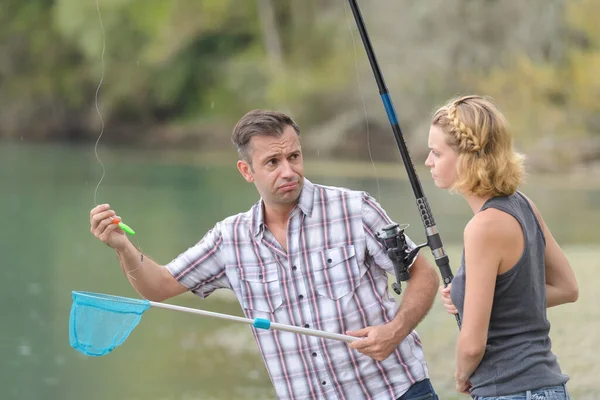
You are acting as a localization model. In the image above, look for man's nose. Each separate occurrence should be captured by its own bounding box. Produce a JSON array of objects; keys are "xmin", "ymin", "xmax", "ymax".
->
[{"xmin": 279, "ymin": 160, "xmax": 295, "ymax": 178}]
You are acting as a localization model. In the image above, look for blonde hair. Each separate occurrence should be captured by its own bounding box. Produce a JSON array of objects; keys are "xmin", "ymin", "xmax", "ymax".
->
[{"xmin": 431, "ymin": 95, "xmax": 525, "ymax": 197}]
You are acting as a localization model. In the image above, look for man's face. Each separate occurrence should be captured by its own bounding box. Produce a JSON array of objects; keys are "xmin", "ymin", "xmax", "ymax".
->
[{"xmin": 237, "ymin": 125, "xmax": 304, "ymax": 208}]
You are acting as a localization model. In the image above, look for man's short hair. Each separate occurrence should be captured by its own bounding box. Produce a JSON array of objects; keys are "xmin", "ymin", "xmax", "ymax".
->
[{"xmin": 231, "ymin": 109, "xmax": 300, "ymax": 165}]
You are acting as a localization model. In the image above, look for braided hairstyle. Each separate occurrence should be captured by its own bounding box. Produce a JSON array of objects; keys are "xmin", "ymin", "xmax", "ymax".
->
[{"xmin": 431, "ymin": 95, "xmax": 525, "ymax": 197}]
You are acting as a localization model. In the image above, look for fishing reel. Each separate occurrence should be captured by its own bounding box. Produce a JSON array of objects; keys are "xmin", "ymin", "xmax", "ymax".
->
[{"xmin": 376, "ymin": 223, "xmax": 427, "ymax": 295}]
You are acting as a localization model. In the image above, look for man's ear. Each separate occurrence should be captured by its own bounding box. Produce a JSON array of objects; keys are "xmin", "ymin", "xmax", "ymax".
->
[{"xmin": 237, "ymin": 160, "xmax": 254, "ymax": 182}]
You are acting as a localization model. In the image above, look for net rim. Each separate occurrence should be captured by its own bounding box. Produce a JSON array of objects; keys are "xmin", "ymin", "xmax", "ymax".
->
[{"xmin": 71, "ymin": 291, "xmax": 151, "ymax": 314}]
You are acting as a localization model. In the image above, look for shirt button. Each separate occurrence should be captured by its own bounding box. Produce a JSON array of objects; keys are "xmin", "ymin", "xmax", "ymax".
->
[
  {"xmin": 258, "ymin": 274, "xmax": 263, "ymax": 279},
  {"xmin": 322, "ymin": 381, "xmax": 327, "ymax": 386},
  {"xmin": 327, "ymin": 258, "xmax": 332, "ymax": 263},
  {"xmin": 298, "ymin": 294, "xmax": 304, "ymax": 300},
  {"xmin": 292, "ymin": 265, "xmax": 297, "ymax": 271},
  {"xmin": 304, "ymin": 324, "xmax": 310, "ymax": 328},
  {"xmin": 312, "ymin": 352, "xmax": 317, "ymax": 357}
]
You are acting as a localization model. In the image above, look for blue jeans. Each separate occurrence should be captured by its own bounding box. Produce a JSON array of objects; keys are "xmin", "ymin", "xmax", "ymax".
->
[
  {"xmin": 396, "ymin": 379, "xmax": 438, "ymax": 400},
  {"xmin": 474, "ymin": 384, "xmax": 570, "ymax": 400}
]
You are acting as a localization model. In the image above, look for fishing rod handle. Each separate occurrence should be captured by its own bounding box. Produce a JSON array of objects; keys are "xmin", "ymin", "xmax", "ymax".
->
[
  {"xmin": 419, "ymin": 199, "xmax": 462, "ymax": 327},
  {"xmin": 431, "ymin": 255, "xmax": 462, "ymax": 327}
]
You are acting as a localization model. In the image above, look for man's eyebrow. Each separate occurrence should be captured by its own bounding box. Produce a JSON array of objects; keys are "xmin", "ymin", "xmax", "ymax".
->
[
  {"xmin": 260, "ymin": 152, "xmax": 282, "ymax": 162},
  {"xmin": 260, "ymin": 148, "xmax": 301, "ymax": 163}
]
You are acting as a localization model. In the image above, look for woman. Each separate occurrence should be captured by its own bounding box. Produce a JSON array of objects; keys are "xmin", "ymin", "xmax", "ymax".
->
[{"xmin": 425, "ymin": 95, "xmax": 578, "ymax": 399}]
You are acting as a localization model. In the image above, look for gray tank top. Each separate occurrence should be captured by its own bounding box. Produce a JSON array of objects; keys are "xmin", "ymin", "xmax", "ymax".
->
[{"xmin": 450, "ymin": 192, "xmax": 569, "ymax": 397}]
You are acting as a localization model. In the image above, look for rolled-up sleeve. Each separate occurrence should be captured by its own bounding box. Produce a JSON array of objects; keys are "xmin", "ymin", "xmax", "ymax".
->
[{"xmin": 165, "ymin": 223, "xmax": 230, "ymax": 298}]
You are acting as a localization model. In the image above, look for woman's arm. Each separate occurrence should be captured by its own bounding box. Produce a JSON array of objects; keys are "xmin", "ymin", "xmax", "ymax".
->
[
  {"xmin": 455, "ymin": 212, "xmax": 502, "ymax": 386},
  {"xmin": 525, "ymin": 197, "xmax": 579, "ymax": 306}
]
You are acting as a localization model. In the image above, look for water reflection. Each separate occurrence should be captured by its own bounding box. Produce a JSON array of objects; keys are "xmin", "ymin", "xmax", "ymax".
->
[{"xmin": 1, "ymin": 143, "xmax": 598, "ymax": 399}]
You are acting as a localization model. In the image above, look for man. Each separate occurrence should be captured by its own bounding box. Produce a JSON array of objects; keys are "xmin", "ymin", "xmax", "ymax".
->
[{"xmin": 90, "ymin": 110, "xmax": 440, "ymax": 399}]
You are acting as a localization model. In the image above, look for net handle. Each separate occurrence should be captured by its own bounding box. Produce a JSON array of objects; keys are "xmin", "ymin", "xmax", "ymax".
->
[{"xmin": 149, "ymin": 301, "xmax": 359, "ymax": 343}]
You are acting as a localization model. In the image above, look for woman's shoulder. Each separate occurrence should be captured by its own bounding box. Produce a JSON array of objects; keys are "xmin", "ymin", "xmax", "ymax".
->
[
  {"xmin": 515, "ymin": 191, "xmax": 544, "ymax": 220},
  {"xmin": 464, "ymin": 207, "xmax": 520, "ymax": 246}
]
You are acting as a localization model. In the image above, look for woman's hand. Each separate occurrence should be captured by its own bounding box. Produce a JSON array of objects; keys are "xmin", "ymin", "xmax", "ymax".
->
[
  {"xmin": 439, "ymin": 284, "xmax": 458, "ymax": 315},
  {"xmin": 455, "ymin": 378, "xmax": 472, "ymax": 395}
]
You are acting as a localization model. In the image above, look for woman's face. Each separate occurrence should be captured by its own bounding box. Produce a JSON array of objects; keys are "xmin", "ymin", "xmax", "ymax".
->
[{"xmin": 425, "ymin": 124, "xmax": 459, "ymax": 190}]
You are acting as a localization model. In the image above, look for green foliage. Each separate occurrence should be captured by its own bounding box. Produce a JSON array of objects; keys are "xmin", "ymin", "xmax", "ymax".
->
[
  {"xmin": 473, "ymin": 0, "xmax": 600, "ymax": 148},
  {"xmin": 1, "ymin": 0, "xmax": 599, "ymax": 171}
]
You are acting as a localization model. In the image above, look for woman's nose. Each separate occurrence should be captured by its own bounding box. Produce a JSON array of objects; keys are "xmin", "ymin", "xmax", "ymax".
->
[{"xmin": 425, "ymin": 153, "xmax": 433, "ymax": 167}]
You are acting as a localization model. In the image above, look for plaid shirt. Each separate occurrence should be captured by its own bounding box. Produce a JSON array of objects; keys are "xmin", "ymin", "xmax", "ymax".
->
[{"xmin": 166, "ymin": 179, "xmax": 429, "ymax": 400}]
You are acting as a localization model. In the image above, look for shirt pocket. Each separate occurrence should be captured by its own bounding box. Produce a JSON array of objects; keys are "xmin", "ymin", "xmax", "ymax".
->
[
  {"xmin": 309, "ymin": 245, "xmax": 360, "ymax": 300},
  {"xmin": 239, "ymin": 262, "xmax": 283, "ymax": 313}
]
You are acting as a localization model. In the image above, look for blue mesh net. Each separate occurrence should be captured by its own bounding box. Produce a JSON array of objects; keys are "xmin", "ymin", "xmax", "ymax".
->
[{"xmin": 69, "ymin": 291, "xmax": 151, "ymax": 356}]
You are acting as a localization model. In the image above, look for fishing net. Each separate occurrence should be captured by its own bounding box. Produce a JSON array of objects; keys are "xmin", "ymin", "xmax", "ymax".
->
[{"xmin": 69, "ymin": 291, "xmax": 150, "ymax": 356}]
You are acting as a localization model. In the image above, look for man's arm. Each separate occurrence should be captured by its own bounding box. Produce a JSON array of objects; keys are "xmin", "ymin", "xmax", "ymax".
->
[
  {"xmin": 90, "ymin": 204, "xmax": 187, "ymax": 302},
  {"xmin": 347, "ymin": 193, "xmax": 439, "ymax": 360},
  {"xmin": 347, "ymin": 254, "xmax": 439, "ymax": 361},
  {"xmin": 388, "ymin": 254, "xmax": 439, "ymax": 339},
  {"xmin": 90, "ymin": 203, "xmax": 227, "ymax": 303},
  {"xmin": 115, "ymin": 240, "xmax": 187, "ymax": 302}
]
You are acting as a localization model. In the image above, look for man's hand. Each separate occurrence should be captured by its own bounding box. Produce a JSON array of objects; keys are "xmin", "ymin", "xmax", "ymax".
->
[
  {"xmin": 90, "ymin": 204, "xmax": 128, "ymax": 250},
  {"xmin": 346, "ymin": 322, "xmax": 403, "ymax": 361}
]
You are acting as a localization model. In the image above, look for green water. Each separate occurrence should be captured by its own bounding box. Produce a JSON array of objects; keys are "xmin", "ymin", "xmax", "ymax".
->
[{"xmin": 1, "ymin": 142, "xmax": 599, "ymax": 399}]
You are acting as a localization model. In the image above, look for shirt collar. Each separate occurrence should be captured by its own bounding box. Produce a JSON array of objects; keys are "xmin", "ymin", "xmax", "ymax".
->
[
  {"xmin": 252, "ymin": 178, "xmax": 315, "ymax": 237},
  {"xmin": 296, "ymin": 177, "xmax": 314, "ymax": 218}
]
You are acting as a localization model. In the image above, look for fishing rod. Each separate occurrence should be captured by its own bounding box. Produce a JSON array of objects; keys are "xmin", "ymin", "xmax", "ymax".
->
[{"xmin": 347, "ymin": 0, "xmax": 460, "ymax": 326}]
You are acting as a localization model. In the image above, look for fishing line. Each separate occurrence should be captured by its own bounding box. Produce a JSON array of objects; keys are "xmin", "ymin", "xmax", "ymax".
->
[
  {"xmin": 93, "ymin": 0, "xmax": 106, "ymax": 207},
  {"xmin": 92, "ymin": 0, "xmax": 141, "ymax": 272},
  {"xmin": 343, "ymin": 0, "xmax": 381, "ymax": 201}
]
